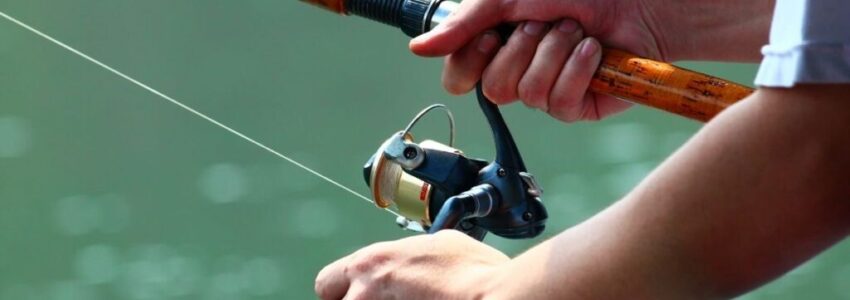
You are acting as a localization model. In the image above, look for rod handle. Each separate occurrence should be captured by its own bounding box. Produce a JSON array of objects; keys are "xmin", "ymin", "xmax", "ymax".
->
[
  {"xmin": 591, "ymin": 49, "xmax": 755, "ymax": 122},
  {"xmin": 496, "ymin": 25, "xmax": 753, "ymax": 122}
]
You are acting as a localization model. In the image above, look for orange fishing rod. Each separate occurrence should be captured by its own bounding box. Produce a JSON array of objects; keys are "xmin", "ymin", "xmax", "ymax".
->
[{"xmin": 303, "ymin": 0, "xmax": 755, "ymax": 122}]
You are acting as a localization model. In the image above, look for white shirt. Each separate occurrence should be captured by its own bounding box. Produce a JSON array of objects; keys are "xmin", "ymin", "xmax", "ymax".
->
[{"xmin": 755, "ymin": 0, "xmax": 850, "ymax": 87}]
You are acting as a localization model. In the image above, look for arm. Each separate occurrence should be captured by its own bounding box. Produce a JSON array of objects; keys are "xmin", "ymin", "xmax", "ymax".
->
[
  {"xmin": 486, "ymin": 85, "xmax": 850, "ymax": 299},
  {"xmin": 314, "ymin": 85, "xmax": 850, "ymax": 300}
]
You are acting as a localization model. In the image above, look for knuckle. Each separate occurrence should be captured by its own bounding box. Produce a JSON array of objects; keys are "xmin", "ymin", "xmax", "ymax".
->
[
  {"xmin": 343, "ymin": 261, "xmax": 353, "ymax": 277},
  {"xmin": 315, "ymin": 284, "xmax": 333, "ymax": 300},
  {"xmin": 442, "ymin": 73, "xmax": 470, "ymax": 95},
  {"xmin": 506, "ymin": 33, "xmax": 540, "ymax": 53},
  {"xmin": 434, "ymin": 229, "xmax": 466, "ymax": 240},
  {"xmin": 483, "ymin": 78, "xmax": 514, "ymax": 104},
  {"xmin": 443, "ymin": 60, "xmax": 476, "ymax": 95},
  {"xmin": 315, "ymin": 266, "xmax": 331, "ymax": 287},
  {"xmin": 518, "ymin": 79, "xmax": 547, "ymax": 108},
  {"xmin": 499, "ymin": 0, "xmax": 520, "ymax": 19},
  {"xmin": 444, "ymin": 79, "xmax": 469, "ymax": 95},
  {"xmin": 313, "ymin": 278, "xmax": 326, "ymax": 298},
  {"xmin": 350, "ymin": 249, "xmax": 392, "ymax": 274},
  {"xmin": 517, "ymin": 79, "xmax": 534, "ymax": 99},
  {"xmin": 549, "ymin": 34, "xmax": 579, "ymax": 53},
  {"xmin": 352, "ymin": 258, "xmax": 373, "ymax": 274},
  {"xmin": 522, "ymin": 97, "xmax": 545, "ymax": 111},
  {"xmin": 373, "ymin": 269, "xmax": 396, "ymax": 287},
  {"xmin": 549, "ymin": 109, "xmax": 578, "ymax": 123},
  {"xmin": 347, "ymin": 290, "xmax": 373, "ymax": 300},
  {"xmin": 549, "ymin": 96, "xmax": 584, "ymax": 123}
]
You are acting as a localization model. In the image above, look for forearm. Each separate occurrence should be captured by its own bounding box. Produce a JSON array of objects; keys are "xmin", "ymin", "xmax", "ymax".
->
[
  {"xmin": 486, "ymin": 85, "xmax": 850, "ymax": 299},
  {"xmin": 645, "ymin": 0, "xmax": 776, "ymax": 62}
]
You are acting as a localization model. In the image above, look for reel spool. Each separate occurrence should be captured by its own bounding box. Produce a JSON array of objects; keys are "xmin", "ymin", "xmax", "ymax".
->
[{"xmin": 364, "ymin": 105, "xmax": 459, "ymax": 231}]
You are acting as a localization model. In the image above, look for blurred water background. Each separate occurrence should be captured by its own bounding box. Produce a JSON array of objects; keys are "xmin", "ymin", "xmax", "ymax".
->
[{"xmin": 0, "ymin": 1, "xmax": 848, "ymax": 299}]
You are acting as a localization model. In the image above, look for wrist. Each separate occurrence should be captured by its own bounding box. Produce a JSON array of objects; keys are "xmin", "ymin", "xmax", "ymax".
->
[
  {"xmin": 473, "ymin": 238, "xmax": 581, "ymax": 300},
  {"xmin": 462, "ymin": 261, "xmax": 515, "ymax": 300},
  {"xmin": 642, "ymin": 0, "xmax": 775, "ymax": 62}
]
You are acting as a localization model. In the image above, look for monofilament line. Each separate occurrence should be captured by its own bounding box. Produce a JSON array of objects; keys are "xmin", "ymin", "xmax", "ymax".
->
[{"xmin": 0, "ymin": 10, "xmax": 402, "ymax": 218}]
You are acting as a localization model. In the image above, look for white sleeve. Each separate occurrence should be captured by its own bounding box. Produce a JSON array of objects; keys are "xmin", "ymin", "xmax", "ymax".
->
[{"xmin": 754, "ymin": 0, "xmax": 850, "ymax": 87}]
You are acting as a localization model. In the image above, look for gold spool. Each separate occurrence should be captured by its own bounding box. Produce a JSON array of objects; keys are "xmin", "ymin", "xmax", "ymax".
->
[
  {"xmin": 369, "ymin": 137, "xmax": 463, "ymax": 226},
  {"xmin": 368, "ymin": 104, "xmax": 458, "ymax": 226}
]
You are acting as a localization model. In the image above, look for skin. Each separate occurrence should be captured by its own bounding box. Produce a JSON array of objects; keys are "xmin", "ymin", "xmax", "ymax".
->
[
  {"xmin": 418, "ymin": 0, "xmax": 774, "ymax": 122},
  {"xmin": 316, "ymin": 85, "xmax": 850, "ymax": 300},
  {"xmin": 485, "ymin": 85, "xmax": 850, "ymax": 299},
  {"xmin": 316, "ymin": 0, "xmax": 850, "ymax": 299}
]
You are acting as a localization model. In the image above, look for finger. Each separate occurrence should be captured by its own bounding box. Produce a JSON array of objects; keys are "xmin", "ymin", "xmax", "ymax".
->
[
  {"xmin": 548, "ymin": 37, "xmax": 603, "ymax": 123},
  {"xmin": 442, "ymin": 31, "xmax": 500, "ymax": 95},
  {"xmin": 589, "ymin": 96, "xmax": 634, "ymax": 121},
  {"xmin": 315, "ymin": 256, "xmax": 353, "ymax": 300},
  {"xmin": 409, "ymin": 0, "xmax": 587, "ymax": 57},
  {"xmin": 409, "ymin": 0, "xmax": 501, "ymax": 57},
  {"xmin": 518, "ymin": 19, "xmax": 583, "ymax": 111},
  {"xmin": 341, "ymin": 281, "xmax": 370, "ymax": 300},
  {"xmin": 482, "ymin": 21, "xmax": 548, "ymax": 104},
  {"xmin": 572, "ymin": 93, "xmax": 632, "ymax": 122}
]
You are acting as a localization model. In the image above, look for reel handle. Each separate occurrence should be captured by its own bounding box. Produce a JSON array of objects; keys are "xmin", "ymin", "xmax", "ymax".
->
[
  {"xmin": 427, "ymin": 184, "xmax": 497, "ymax": 241},
  {"xmin": 426, "ymin": 196, "xmax": 468, "ymax": 233}
]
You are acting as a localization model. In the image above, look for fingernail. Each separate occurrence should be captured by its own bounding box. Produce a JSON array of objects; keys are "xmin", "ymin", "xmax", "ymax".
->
[
  {"xmin": 580, "ymin": 38, "xmax": 599, "ymax": 58},
  {"xmin": 410, "ymin": 32, "xmax": 429, "ymax": 45},
  {"xmin": 523, "ymin": 21, "xmax": 546, "ymax": 36},
  {"xmin": 477, "ymin": 32, "xmax": 499, "ymax": 53},
  {"xmin": 411, "ymin": 24, "xmax": 444, "ymax": 44},
  {"xmin": 558, "ymin": 19, "xmax": 578, "ymax": 33}
]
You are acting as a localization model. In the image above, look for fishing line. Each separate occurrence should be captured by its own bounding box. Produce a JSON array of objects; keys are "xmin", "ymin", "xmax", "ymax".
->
[{"xmin": 0, "ymin": 10, "xmax": 402, "ymax": 218}]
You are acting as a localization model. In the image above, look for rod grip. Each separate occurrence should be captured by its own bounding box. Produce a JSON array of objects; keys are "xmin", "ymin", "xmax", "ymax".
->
[
  {"xmin": 496, "ymin": 25, "xmax": 754, "ymax": 122},
  {"xmin": 591, "ymin": 49, "xmax": 754, "ymax": 122}
]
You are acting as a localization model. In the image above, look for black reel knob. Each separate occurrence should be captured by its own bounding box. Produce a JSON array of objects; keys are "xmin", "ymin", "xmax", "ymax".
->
[{"xmin": 344, "ymin": 0, "xmax": 441, "ymax": 37}]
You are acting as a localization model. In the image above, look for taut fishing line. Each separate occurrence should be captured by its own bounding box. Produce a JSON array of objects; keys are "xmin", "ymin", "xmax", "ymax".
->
[{"xmin": 0, "ymin": 10, "xmax": 403, "ymax": 218}]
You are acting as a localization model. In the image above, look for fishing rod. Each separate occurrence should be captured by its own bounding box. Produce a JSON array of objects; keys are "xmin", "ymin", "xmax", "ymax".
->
[
  {"xmin": 303, "ymin": 0, "xmax": 755, "ymax": 122},
  {"xmin": 301, "ymin": 0, "xmax": 754, "ymax": 241}
]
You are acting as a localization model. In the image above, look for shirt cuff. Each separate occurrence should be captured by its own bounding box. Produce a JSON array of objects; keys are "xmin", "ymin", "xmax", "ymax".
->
[{"xmin": 755, "ymin": 42, "xmax": 850, "ymax": 87}]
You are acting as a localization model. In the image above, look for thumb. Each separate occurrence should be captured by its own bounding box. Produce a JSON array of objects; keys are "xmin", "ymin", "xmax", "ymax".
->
[{"xmin": 409, "ymin": 0, "xmax": 502, "ymax": 57}]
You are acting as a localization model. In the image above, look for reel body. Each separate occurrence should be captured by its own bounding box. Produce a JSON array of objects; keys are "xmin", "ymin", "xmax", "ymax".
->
[{"xmin": 363, "ymin": 86, "xmax": 548, "ymax": 240}]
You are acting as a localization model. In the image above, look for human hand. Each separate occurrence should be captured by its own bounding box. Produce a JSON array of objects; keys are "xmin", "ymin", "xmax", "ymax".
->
[
  {"xmin": 314, "ymin": 230, "xmax": 509, "ymax": 300},
  {"xmin": 411, "ymin": 0, "xmax": 672, "ymax": 122}
]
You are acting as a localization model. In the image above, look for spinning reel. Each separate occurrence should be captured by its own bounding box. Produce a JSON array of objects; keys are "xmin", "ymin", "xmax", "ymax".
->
[{"xmin": 363, "ymin": 86, "xmax": 548, "ymax": 240}]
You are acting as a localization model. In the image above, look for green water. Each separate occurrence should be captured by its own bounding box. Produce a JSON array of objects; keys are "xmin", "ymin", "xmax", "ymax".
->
[{"xmin": 0, "ymin": 1, "xmax": 847, "ymax": 299}]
